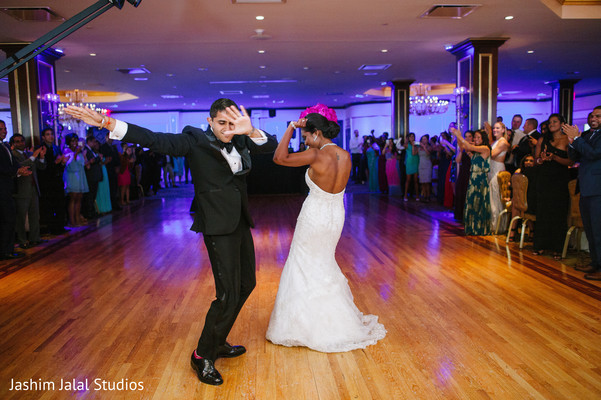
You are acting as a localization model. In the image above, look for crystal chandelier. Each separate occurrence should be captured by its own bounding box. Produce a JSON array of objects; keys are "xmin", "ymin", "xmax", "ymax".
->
[
  {"xmin": 409, "ymin": 84, "xmax": 449, "ymax": 116},
  {"xmin": 57, "ymin": 90, "xmax": 108, "ymax": 134}
]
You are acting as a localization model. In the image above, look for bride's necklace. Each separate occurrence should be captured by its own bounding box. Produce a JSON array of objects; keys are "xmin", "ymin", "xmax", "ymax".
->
[{"xmin": 320, "ymin": 143, "xmax": 336, "ymax": 150}]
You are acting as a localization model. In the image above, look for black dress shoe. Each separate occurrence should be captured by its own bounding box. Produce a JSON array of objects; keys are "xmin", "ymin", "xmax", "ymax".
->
[
  {"xmin": 18, "ymin": 243, "xmax": 31, "ymax": 249},
  {"xmin": 190, "ymin": 352, "xmax": 223, "ymax": 386},
  {"xmin": 0, "ymin": 252, "xmax": 25, "ymax": 260},
  {"xmin": 575, "ymin": 264, "xmax": 598, "ymax": 273},
  {"xmin": 216, "ymin": 342, "xmax": 246, "ymax": 359}
]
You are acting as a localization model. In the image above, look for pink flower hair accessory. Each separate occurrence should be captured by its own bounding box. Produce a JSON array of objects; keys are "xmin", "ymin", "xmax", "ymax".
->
[{"xmin": 299, "ymin": 103, "xmax": 338, "ymax": 122}]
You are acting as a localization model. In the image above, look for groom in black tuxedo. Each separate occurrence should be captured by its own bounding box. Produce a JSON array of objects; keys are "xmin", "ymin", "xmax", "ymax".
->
[{"xmin": 66, "ymin": 99, "xmax": 277, "ymax": 385}]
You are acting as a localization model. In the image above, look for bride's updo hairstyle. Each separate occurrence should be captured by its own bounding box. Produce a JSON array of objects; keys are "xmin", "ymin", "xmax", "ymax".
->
[{"xmin": 304, "ymin": 113, "xmax": 340, "ymax": 139}]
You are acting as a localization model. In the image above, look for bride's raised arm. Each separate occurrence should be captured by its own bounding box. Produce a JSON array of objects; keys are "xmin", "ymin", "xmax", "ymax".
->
[{"xmin": 273, "ymin": 119, "xmax": 318, "ymax": 167}]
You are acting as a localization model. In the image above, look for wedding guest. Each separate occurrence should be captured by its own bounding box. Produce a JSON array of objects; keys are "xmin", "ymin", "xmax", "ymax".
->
[
  {"xmin": 404, "ymin": 132, "xmax": 419, "ymax": 201},
  {"xmin": 564, "ymin": 106, "xmax": 601, "ymax": 278},
  {"xmin": 63, "ymin": 133, "xmax": 89, "ymax": 227},
  {"xmin": 532, "ymin": 114, "xmax": 574, "ymax": 260},
  {"xmin": 377, "ymin": 133, "xmax": 389, "ymax": 194},
  {"xmin": 488, "ymin": 122, "xmax": 510, "ymax": 232},
  {"xmin": 437, "ymin": 125, "xmax": 456, "ymax": 204},
  {"xmin": 349, "ymin": 129, "xmax": 362, "ymax": 182},
  {"xmin": 173, "ymin": 156, "xmax": 185, "ymax": 184},
  {"xmin": 0, "ymin": 120, "xmax": 31, "ymax": 260},
  {"xmin": 454, "ymin": 130, "xmax": 474, "ymax": 221},
  {"xmin": 451, "ymin": 129, "xmax": 492, "ymax": 235},
  {"xmin": 118, "ymin": 146, "xmax": 135, "ymax": 205},
  {"xmin": 365, "ymin": 136, "xmax": 380, "ymax": 192},
  {"xmin": 384, "ymin": 138, "xmax": 399, "ymax": 187},
  {"xmin": 82, "ymin": 135, "xmax": 104, "ymax": 219},
  {"xmin": 10, "ymin": 134, "xmax": 47, "ymax": 249},
  {"xmin": 99, "ymin": 131, "xmax": 122, "ymax": 210},
  {"xmin": 95, "ymin": 137, "xmax": 112, "ymax": 214},
  {"xmin": 417, "ymin": 134, "xmax": 433, "ymax": 202},
  {"xmin": 395, "ymin": 136, "xmax": 406, "ymax": 196},
  {"xmin": 38, "ymin": 128, "xmax": 68, "ymax": 234}
]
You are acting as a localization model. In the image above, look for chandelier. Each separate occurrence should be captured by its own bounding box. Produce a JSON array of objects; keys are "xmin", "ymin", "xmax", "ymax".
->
[
  {"xmin": 40, "ymin": 90, "xmax": 108, "ymax": 136},
  {"xmin": 409, "ymin": 84, "xmax": 449, "ymax": 116}
]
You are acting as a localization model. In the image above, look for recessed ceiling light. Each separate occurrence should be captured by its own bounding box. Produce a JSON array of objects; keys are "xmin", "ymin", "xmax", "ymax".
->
[
  {"xmin": 166, "ymin": 73, "xmax": 174, "ymax": 77},
  {"xmin": 444, "ymin": 44, "xmax": 453, "ymax": 50},
  {"xmin": 134, "ymin": 77, "xmax": 148, "ymax": 81},
  {"xmin": 381, "ymin": 49, "xmax": 388, "ymax": 53},
  {"xmin": 527, "ymin": 50, "xmax": 534, "ymax": 54},
  {"xmin": 256, "ymin": 15, "xmax": 264, "ymax": 20},
  {"xmin": 64, "ymin": 69, "xmax": 71, "ymax": 73},
  {"xmin": 259, "ymin": 65, "xmax": 266, "ymax": 69},
  {"xmin": 89, "ymin": 53, "xmax": 96, "ymax": 56},
  {"xmin": 55, "ymin": 48, "xmax": 64, "ymax": 54},
  {"xmin": 505, "ymin": 15, "xmax": 514, "ymax": 20},
  {"xmin": 303, "ymin": 66, "xmax": 310, "ymax": 70},
  {"xmin": 198, "ymin": 67, "xmax": 208, "ymax": 71},
  {"xmin": 258, "ymin": 50, "xmax": 265, "ymax": 54}
]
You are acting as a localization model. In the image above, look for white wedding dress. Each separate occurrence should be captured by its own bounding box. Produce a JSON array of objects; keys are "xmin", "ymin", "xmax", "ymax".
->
[
  {"xmin": 488, "ymin": 140, "xmax": 507, "ymax": 232},
  {"xmin": 266, "ymin": 170, "xmax": 386, "ymax": 353}
]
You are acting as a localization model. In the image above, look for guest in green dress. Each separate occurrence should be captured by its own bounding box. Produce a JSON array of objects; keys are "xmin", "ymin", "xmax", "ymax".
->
[
  {"xmin": 404, "ymin": 132, "xmax": 420, "ymax": 201},
  {"xmin": 451, "ymin": 128, "xmax": 492, "ymax": 235},
  {"xmin": 366, "ymin": 137, "xmax": 380, "ymax": 192}
]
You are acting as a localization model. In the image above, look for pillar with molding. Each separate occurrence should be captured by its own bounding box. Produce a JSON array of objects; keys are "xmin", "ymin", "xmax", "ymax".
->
[
  {"xmin": 391, "ymin": 79, "xmax": 414, "ymax": 139},
  {"xmin": 0, "ymin": 44, "xmax": 63, "ymax": 146},
  {"xmin": 448, "ymin": 38, "xmax": 508, "ymax": 132},
  {"xmin": 549, "ymin": 79, "xmax": 580, "ymax": 125}
]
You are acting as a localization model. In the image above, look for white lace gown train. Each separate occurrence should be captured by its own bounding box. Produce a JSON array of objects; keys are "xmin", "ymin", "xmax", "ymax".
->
[{"xmin": 266, "ymin": 171, "xmax": 386, "ymax": 353}]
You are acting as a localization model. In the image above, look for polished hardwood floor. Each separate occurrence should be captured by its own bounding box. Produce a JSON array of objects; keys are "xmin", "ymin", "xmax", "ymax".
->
[{"xmin": 1, "ymin": 184, "xmax": 600, "ymax": 400}]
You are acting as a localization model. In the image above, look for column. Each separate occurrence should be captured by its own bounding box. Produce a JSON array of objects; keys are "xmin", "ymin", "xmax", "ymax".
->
[
  {"xmin": 549, "ymin": 79, "xmax": 580, "ymax": 125},
  {"xmin": 391, "ymin": 79, "xmax": 414, "ymax": 139},
  {"xmin": 0, "ymin": 44, "xmax": 63, "ymax": 146},
  {"xmin": 448, "ymin": 38, "xmax": 508, "ymax": 131}
]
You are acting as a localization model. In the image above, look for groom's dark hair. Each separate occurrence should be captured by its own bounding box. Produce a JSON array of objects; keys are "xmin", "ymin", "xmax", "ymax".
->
[{"xmin": 210, "ymin": 98, "xmax": 238, "ymax": 118}]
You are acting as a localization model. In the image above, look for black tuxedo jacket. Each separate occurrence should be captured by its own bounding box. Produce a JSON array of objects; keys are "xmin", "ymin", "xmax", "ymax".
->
[
  {"xmin": 122, "ymin": 123, "xmax": 278, "ymax": 235},
  {"xmin": 0, "ymin": 142, "xmax": 18, "ymax": 198},
  {"xmin": 513, "ymin": 130, "xmax": 541, "ymax": 166},
  {"xmin": 568, "ymin": 129, "xmax": 601, "ymax": 197}
]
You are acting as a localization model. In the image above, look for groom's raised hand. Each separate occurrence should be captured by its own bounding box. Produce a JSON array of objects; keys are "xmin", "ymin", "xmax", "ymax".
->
[{"xmin": 223, "ymin": 105, "xmax": 260, "ymax": 138}]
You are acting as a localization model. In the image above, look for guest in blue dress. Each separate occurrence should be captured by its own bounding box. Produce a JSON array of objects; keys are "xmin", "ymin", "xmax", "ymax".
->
[{"xmin": 63, "ymin": 133, "xmax": 89, "ymax": 226}]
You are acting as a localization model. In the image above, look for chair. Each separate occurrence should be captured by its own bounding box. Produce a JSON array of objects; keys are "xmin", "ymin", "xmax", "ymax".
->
[
  {"xmin": 495, "ymin": 171, "xmax": 512, "ymax": 234},
  {"xmin": 562, "ymin": 179, "xmax": 584, "ymax": 259},
  {"xmin": 506, "ymin": 173, "xmax": 536, "ymax": 248}
]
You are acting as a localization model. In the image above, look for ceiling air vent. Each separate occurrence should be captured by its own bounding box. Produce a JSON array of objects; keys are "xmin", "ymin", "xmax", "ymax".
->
[
  {"xmin": 420, "ymin": 5, "xmax": 480, "ymax": 19},
  {"xmin": 0, "ymin": 7, "xmax": 64, "ymax": 22}
]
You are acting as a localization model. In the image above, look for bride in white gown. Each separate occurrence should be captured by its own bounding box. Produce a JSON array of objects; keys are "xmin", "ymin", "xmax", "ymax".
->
[
  {"xmin": 488, "ymin": 122, "xmax": 510, "ymax": 232},
  {"xmin": 267, "ymin": 106, "xmax": 386, "ymax": 352}
]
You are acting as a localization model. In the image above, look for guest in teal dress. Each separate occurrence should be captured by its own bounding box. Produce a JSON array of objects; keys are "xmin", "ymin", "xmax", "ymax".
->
[
  {"xmin": 404, "ymin": 132, "xmax": 419, "ymax": 201},
  {"xmin": 96, "ymin": 162, "xmax": 112, "ymax": 214},
  {"xmin": 451, "ymin": 128, "xmax": 492, "ymax": 235},
  {"xmin": 366, "ymin": 137, "xmax": 380, "ymax": 192},
  {"xmin": 63, "ymin": 133, "xmax": 89, "ymax": 226}
]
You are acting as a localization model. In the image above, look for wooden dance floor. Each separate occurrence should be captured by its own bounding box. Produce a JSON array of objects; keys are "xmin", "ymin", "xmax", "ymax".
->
[{"xmin": 1, "ymin": 184, "xmax": 601, "ymax": 400}]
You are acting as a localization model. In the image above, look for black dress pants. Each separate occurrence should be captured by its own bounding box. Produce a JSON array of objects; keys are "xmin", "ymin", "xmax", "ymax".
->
[
  {"xmin": 0, "ymin": 193, "xmax": 16, "ymax": 256},
  {"xmin": 581, "ymin": 195, "xmax": 601, "ymax": 268},
  {"xmin": 196, "ymin": 218, "xmax": 256, "ymax": 361}
]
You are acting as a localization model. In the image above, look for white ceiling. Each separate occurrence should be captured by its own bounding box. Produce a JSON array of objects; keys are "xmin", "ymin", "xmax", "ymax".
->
[{"xmin": 1, "ymin": 0, "xmax": 600, "ymax": 112}]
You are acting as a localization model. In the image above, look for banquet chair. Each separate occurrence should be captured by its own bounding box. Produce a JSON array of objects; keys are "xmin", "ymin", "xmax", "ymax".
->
[
  {"xmin": 506, "ymin": 173, "xmax": 536, "ymax": 249},
  {"xmin": 495, "ymin": 171, "xmax": 512, "ymax": 234}
]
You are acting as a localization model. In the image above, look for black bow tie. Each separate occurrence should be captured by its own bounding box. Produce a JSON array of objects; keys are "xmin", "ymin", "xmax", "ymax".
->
[{"xmin": 218, "ymin": 141, "xmax": 234, "ymax": 153}]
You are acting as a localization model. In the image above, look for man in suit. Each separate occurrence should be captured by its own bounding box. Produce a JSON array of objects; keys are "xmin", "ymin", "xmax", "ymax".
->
[
  {"xmin": 10, "ymin": 134, "xmax": 47, "ymax": 249},
  {"xmin": 65, "ymin": 99, "xmax": 277, "ymax": 386},
  {"xmin": 512, "ymin": 118, "xmax": 541, "ymax": 168},
  {"xmin": 0, "ymin": 121, "xmax": 32, "ymax": 260},
  {"xmin": 38, "ymin": 128, "xmax": 68, "ymax": 235},
  {"xmin": 564, "ymin": 106, "xmax": 601, "ymax": 279}
]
